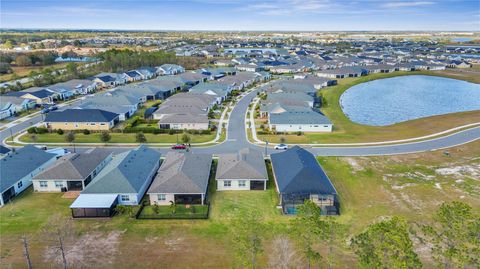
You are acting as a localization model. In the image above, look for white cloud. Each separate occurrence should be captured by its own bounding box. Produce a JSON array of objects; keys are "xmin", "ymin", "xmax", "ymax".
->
[{"xmin": 382, "ymin": 1, "xmax": 434, "ymax": 8}]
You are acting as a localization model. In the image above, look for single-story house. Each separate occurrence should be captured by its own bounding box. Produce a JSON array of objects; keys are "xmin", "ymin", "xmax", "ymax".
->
[
  {"xmin": 0, "ymin": 145, "xmax": 57, "ymax": 206},
  {"xmin": 156, "ymin": 64, "xmax": 185, "ymax": 75},
  {"xmin": 0, "ymin": 96, "xmax": 36, "ymax": 119},
  {"xmin": 93, "ymin": 73, "xmax": 127, "ymax": 88},
  {"xmin": 44, "ymin": 109, "xmax": 119, "ymax": 131},
  {"xmin": 269, "ymin": 109, "xmax": 333, "ymax": 133},
  {"xmin": 216, "ymin": 148, "xmax": 268, "ymax": 191},
  {"xmin": 32, "ymin": 148, "xmax": 113, "ymax": 192},
  {"xmin": 123, "ymin": 70, "xmax": 143, "ymax": 82},
  {"xmin": 270, "ymin": 146, "xmax": 338, "ymax": 215},
  {"xmin": 70, "ymin": 145, "xmax": 161, "ymax": 218},
  {"xmin": 157, "ymin": 113, "xmax": 210, "ymax": 130},
  {"xmin": 316, "ymin": 66, "xmax": 367, "ymax": 79},
  {"xmin": 5, "ymin": 88, "xmax": 55, "ymax": 104},
  {"xmin": 147, "ymin": 152, "xmax": 212, "ymax": 205}
]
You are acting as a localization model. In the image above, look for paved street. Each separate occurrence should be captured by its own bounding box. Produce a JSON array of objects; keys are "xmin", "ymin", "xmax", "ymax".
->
[{"xmin": 2, "ymin": 86, "xmax": 479, "ymax": 157}]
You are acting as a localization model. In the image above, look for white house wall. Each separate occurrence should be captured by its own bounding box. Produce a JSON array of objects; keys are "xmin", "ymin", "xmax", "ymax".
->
[{"xmin": 270, "ymin": 123, "xmax": 333, "ymax": 132}]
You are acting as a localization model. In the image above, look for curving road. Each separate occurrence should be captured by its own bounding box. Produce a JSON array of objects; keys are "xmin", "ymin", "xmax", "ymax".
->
[{"xmin": 2, "ymin": 85, "xmax": 480, "ymax": 157}]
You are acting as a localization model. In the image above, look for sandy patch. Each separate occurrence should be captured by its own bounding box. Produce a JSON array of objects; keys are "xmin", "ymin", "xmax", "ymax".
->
[
  {"xmin": 44, "ymin": 231, "xmax": 123, "ymax": 268},
  {"xmin": 342, "ymin": 157, "xmax": 364, "ymax": 172},
  {"xmin": 435, "ymin": 163, "xmax": 480, "ymax": 179}
]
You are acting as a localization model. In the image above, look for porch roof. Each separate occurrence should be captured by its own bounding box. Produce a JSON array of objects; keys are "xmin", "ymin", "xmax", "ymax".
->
[{"xmin": 70, "ymin": 194, "xmax": 118, "ymax": 209}]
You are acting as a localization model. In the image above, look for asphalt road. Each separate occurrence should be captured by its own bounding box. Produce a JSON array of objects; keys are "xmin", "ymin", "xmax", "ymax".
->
[{"xmin": 2, "ymin": 85, "xmax": 479, "ymax": 157}]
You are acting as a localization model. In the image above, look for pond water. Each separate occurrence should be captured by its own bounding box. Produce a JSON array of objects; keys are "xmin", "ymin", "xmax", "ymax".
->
[{"xmin": 340, "ymin": 75, "xmax": 480, "ymax": 126}]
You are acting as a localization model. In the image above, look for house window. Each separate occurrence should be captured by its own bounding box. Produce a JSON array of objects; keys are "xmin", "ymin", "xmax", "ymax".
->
[
  {"xmin": 224, "ymin": 180, "xmax": 232, "ymax": 187},
  {"xmin": 17, "ymin": 181, "xmax": 23, "ymax": 188},
  {"xmin": 100, "ymin": 123, "xmax": 106, "ymax": 126},
  {"xmin": 120, "ymin": 195, "xmax": 130, "ymax": 202},
  {"xmin": 54, "ymin": 181, "xmax": 64, "ymax": 188},
  {"xmin": 39, "ymin": 181, "xmax": 48, "ymax": 188},
  {"xmin": 239, "ymin": 180, "xmax": 246, "ymax": 187},
  {"xmin": 158, "ymin": 194, "xmax": 166, "ymax": 201}
]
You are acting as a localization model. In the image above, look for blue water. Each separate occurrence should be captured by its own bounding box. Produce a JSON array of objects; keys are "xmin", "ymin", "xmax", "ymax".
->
[
  {"xmin": 340, "ymin": 75, "xmax": 480, "ymax": 126},
  {"xmin": 451, "ymin": 37, "xmax": 473, "ymax": 42}
]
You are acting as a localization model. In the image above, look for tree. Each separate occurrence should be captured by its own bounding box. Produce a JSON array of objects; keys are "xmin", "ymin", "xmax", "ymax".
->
[
  {"xmin": 291, "ymin": 200, "xmax": 323, "ymax": 269},
  {"xmin": 100, "ymin": 131, "xmax": 111, "ymax": 144},
  {"xmin": 16, "ymin": 55, "xmax": 32, "ymax": 66},
  {"xmin": 135, "ymin": 132, "xmax": 147, "ymax": 143},
  {"xmin": 351, "ymin": 216, "xmax": 422, "ymax": 269},
  {"xmin": 66, "ymin": 62, "xmax": 78, "ymax": 76},
  {"xmin": 3, "ymin": 39, "xmax": 14, "ymax": 49},
  {"xmin": 279, "ymin": 136, "xmax": 286, "ymax": 144},
  {"xmin": 42, "ymin": 214, "xmax": 75, "ymax": 269},
  {"xmin": 231, "ymin": 210, "xmax": 265, "ymax": 269},
  {"xmin": 422, "ymin": 201, "xmax": 480, "ymax": 268},
  {"xmin": 181, "ymin": 133, "xmax": 191, "ymax": 145},
  {"xmin": 64, "ymin": 132, "xmax": 76, "ymax": 153}
]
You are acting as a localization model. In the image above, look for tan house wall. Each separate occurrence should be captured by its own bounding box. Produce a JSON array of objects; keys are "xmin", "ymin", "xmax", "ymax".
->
[
  {"xmin": 45, "ymin": 121, "xmax": 113, "ymax": 131},
  {"xmin": 149, "ymin": 193, "xmax": 175, "ymax": 205}
]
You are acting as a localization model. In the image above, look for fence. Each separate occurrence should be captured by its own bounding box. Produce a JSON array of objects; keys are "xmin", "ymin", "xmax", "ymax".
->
[{"xmin": 135, "ymin": 202, "xmax": 210, "ymax": 220}]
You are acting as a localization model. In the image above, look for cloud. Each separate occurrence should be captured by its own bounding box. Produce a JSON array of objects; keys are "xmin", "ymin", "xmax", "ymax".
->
[{"xmin": 382, "ymin": 1, "xmax": 434, "ymax": 8}]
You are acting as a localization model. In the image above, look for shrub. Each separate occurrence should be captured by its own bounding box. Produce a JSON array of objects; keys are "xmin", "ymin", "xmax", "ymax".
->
[
  {"xmin": 27, "ymin": 127, "xmax": 36, "ymax": 134},
  {"xmin": 56, "ymin": 129, "xmax": 64, "ymax": 135},
  {"xmin": 83, "ymin": 129, "xmax": 91, "ymax": 135},
  {"xmin": 36, "ymin": 127, "xmax": 48, "ymax": 134},
  {"xmin": 296, "ymin": 131, "xmax": 303, "ymax": 136},
  {"xmin": 168, "ymin": 129, "xmax": 176, "ymax": 135}
]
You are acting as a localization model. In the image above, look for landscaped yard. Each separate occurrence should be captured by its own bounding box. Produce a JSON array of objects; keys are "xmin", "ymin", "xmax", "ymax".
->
[
  {"xmin": 18, "ymin": 132, "xmax": 216, "ymax": 144},
  {"xmin": 1, "ymin": 142, "xmax": 479, "ymax": 268},
  {"xmin": 137, "ymin": 204, "xmax": 209, "ymax": 219},
  {"xmin": 255, "ymin": 70, "xmax": 480, "ymax": 144}
]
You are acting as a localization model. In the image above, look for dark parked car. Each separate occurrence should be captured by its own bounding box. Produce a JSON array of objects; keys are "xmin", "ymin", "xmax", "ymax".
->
[{"xmin": 171, "ymin": 144, "xmax": 187, "ymax": 150}]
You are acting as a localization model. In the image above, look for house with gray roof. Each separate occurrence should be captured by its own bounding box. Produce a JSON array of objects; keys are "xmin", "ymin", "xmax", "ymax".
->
[
  {"xmin": 32, "ymin": 148, "xmax": 113, "ymax": 192},
  {"xmin": 156, "ymin": 64, "xmax": 185, "ymax": 75},
  {"xmin": 0, "ymin": 96, "xmax": 36, "ymax": 119},
  {"xmin": 216, "ymin": 148, "xmax": 268, "ymax": 191},
  {"xmin": 316, "ymin": 66, "xmax": 367, "ymax": 79},
  {"xmin": 269, "ymin": 109, "xmax": 333, "ymax": 132},
  {"xmin": 44, "ymin": 109, "xmax": 119, "ymax": 131},
  {"xmin": 93, "ymin": 73, "xmax": 127, "ymax": 88},
  {"xmin": 0, "ymin": 145, "xmax": 57, "ymax": 206},
  {"xmin": 147, "ymin": 152, "xmax": 212, "ymax": 205},
  {"xmin": 270, "ymin": 146, "xmax": 338, "ymax": 215},
  {"xmin": 48, "ymin": 79, "xmax": 97, "ymax": 97},
  {"xmin": 70, "ymin": 145, "xmax": 161, "ymax": 218}
]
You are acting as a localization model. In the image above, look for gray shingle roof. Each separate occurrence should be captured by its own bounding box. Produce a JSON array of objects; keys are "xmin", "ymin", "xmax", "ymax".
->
[
  {"xmin": 81, "ymin": 145, "xmax": 161, "ymax": 194},
  {"xmin": 269, "ymin": 110, "xmax": 332, "ymax": 125},
  {"xmin": 216, "ymin": 148, "xmax": 268, "ymax": 180},
  {"xmin": 45, "ymin": 109, "xmax": 119, "ymax": 123},
  {"xmin": 147, "ymin": 152, "xmax": 212, "ymax": 194},
  {"xmin": 0, "ymin": 145, "xmax": 57, "ymax": 192},
  {"xmin": 270, "ymin": 146, "xmax": 337, "ymax": 195},
  {"xmin": 33, "ymin": 148, "xmax": 112, "ymax": 180}
]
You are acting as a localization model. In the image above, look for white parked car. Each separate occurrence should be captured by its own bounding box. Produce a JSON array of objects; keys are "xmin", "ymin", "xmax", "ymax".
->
[{"xmin": 274, "ymin": 144, "xmax": 288, "ymax": 150}]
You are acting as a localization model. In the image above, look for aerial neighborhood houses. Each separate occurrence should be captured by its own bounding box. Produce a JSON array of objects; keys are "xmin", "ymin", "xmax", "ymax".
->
[
  {"xmin": 147, "ymin": 151, "xmax": 212, "ymax": 206},
  {"xmin": 259, "ymin": 76, "xmax": 335, "ymax": 132},
  {"xmin": 216, "ymin": 148, "xmax": 268, "ymax": 191},
  {"xmin": 70, "ymin": 145, "xmax": 161, "ymax": 218},
  {"xmin": 1, "ymin": 144, "xmax": 340, "ymax": 217},
  {"xmin": 0, "ymin": 145, "xmax": 58, "ymax": 206}
]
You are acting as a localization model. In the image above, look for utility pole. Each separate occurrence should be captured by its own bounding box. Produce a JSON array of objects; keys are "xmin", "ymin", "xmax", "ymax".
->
[
  {"xmin": 22, "ymin": 235, "xmax": 32, "ymax": 269},
  {"xmin": 9, "ymin": 128, "xmax": 14, "ymax": 149},
  {"xmin": 265, "ymin": 140, "xmax": 268, "ymax": 156}
]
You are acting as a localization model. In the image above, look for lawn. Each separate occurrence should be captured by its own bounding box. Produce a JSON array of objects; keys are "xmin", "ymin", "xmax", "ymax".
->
[
  {"xmin": 257, "ymin": 70, "xmax": 480, "ymax": 144},
  {"xmin": 138, "ymin": 204, "xmax": 209, "ymax": 219},
  {"xmin": 18, "ymin": 132, "xmax": 216, "ymax": 144},
  {"xmin": 1, "ymin": 142, "xmax": 479, "ymax": 268},
  {"xmin": 0, "ymin": 63, "xmax": 73, "ymax": 82}
]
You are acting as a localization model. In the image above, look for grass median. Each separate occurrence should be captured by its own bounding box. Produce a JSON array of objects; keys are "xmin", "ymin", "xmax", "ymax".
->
[{"xmin": 19, "ymin": 132, "xmax": 216, "ymax": 144}]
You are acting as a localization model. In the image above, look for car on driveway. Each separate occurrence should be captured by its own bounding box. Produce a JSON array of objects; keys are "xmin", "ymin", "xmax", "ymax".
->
[
  {"xmin": 274, "ymin": 144, "xmax": 288, "ymax": 150},
  {"xmin": 171, "ymin": 144, "xmax": 187, "ymax": 150}
]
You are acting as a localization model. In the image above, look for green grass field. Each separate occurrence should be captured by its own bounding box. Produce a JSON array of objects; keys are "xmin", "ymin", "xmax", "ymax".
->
[
  {"xmin": 1, "ymin": 141, "xmax": 479, "ymax": 268},
  {"xmin": 257, "ymin": 71, "xmax": 480, "ymax": 144},
  {"xmin": 19, "ymin": 132, "xmax": 216, "ymax": 144}
]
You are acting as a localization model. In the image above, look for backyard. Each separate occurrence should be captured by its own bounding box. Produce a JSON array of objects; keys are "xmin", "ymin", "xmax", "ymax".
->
[
  {"xmin": 1, "ymin": 141, "xmax": 479, "ymax": 268},
  {"xmin": 255, "ymin": 70, "xmax": 480, "ymax": 144}
]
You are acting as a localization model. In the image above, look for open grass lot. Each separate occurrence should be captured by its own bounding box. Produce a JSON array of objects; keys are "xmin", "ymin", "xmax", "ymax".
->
[
  {"xmin": 0, "ymin": 63, "xmax": 73, "ymax": 82},
  {"xmin": 258, "ymin": 71, "xmax": 480, "ymax": 144},
  {"xmin": 1, "ymin": 142, "xmax": 479, "ymax": 268},
  {"xmin": 18, "ymin": 131, "xmax": 216, "ymax": 144}
]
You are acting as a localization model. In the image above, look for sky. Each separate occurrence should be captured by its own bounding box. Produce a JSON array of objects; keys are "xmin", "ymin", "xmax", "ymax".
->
[{"xmin": 1, "ymin": 0, "xmax": 479, "ymax": 31}]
